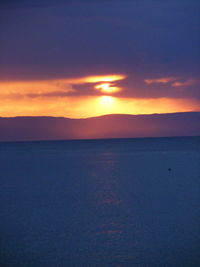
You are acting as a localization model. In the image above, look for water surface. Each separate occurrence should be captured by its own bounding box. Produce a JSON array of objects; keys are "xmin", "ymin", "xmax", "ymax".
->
[{"xmin": 0, "ymin": 137, "xmax": 200, "ymax": 266}]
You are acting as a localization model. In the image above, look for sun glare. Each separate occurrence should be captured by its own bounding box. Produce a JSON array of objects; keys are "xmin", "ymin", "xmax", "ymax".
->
[
  {"xmin": 95, "ymin": 83, "xmax": 121, "ymax": 94},
  {"xmin": 99, "ymin": 96, "xmax": 114, "ymax": 107}
]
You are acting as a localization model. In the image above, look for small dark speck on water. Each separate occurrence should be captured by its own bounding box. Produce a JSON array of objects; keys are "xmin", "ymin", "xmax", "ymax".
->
[{"xmin": 168, "ymin": 168, "xmax": 172, "ymax": 171}]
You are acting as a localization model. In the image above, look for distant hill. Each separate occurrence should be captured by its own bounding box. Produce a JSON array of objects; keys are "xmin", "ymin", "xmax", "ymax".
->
[{"xmin": 0, "ymin": 112, "xmax": 200, "ymax": 142}]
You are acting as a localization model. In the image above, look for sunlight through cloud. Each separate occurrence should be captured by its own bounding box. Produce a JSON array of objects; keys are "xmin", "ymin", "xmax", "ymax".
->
[{"xmin": 95, "ymin": 83, "xmax": 121, "ymax": 94}]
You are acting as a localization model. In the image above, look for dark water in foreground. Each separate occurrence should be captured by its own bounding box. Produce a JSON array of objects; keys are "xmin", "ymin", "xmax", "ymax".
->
[{"xmin": 0, "ymin": 136, "xmax": 200, "ymax": 267}]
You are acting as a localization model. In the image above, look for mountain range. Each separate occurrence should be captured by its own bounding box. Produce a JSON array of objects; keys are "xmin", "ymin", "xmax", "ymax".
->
[{"xmin": 0, "ymin": 112, "xmax": 199, "ymax": 142}]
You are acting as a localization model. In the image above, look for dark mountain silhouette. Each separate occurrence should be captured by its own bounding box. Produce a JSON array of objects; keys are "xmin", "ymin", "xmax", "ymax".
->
[{"xmin": 0, "ymin": 112, "xmax": 199, "ymax": 142}]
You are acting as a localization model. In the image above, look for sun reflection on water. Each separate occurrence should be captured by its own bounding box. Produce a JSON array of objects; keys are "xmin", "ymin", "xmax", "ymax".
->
[
  {"xmin": 84, "ymin": 148, "xmax": 142, "ymax": 263},
  {"xmin": 88, "ymin": 151, "xmax": 124, "ymax": 242}
]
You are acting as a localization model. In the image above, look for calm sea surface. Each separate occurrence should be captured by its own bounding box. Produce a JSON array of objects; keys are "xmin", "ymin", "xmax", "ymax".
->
[{"xmin": 0, "ymin": 137, "xmax": 200, "ymax": 267}]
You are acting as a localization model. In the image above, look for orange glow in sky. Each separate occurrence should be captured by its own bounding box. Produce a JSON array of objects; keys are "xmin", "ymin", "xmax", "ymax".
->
[
  {"xmin": 99, "ymin": 96, "xmax": 115, "ymax": 107},
  {"xmin": 0, "ymin": 94, "xmax": 199, "ymax": 118},
  {"xmin": 0, "ymin": 74, "xmax": 199, "ymax": 118},
  {"xmin": 0, "ymin": 74, "xmax": 126, "ymax": 96}
]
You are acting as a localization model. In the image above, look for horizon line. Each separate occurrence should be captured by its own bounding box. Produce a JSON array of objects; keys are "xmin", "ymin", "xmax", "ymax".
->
[{"xmin": 0, "ymin": 111, "xmax": 200, "ymax": 120}]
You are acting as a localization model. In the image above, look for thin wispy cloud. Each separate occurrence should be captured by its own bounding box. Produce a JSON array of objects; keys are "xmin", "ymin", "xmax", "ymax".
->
[
  {"xmin": 144, "ymin": 77, "xmax": 178, "ymax": 85},
  {"xmin": 172, "ymin": 79, "xmax": 196, "ymax": 87},
  {"xmin": 144, "ymin": 77, "xmax": 197, "ymax": 88}
]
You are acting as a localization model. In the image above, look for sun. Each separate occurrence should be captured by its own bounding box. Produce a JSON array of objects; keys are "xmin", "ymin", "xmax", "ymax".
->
[{"xmin": 99, "ymin": 96, "xmax": 114, "ymax": 107}]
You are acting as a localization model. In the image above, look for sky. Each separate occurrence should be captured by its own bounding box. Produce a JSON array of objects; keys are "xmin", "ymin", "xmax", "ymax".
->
[{"xmin": 0, "ymin": 0, "xmax": 199, "ymax": 118}]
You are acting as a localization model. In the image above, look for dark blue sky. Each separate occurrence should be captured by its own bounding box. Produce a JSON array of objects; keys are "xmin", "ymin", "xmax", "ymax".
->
[{"xmin": 0, "ymin": 0, "xmax": 199, "ymax": 99}]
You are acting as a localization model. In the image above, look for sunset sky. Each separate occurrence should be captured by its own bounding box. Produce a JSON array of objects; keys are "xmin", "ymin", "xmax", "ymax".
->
[{"xmin": 0, "ymin": 0, "xmax": 199, "ymax": 118}]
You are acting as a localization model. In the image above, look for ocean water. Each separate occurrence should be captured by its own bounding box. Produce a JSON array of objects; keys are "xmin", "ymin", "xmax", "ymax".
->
[{"xmin": 0, "ymin": 136, "xmax": 200, "ymax": 267}]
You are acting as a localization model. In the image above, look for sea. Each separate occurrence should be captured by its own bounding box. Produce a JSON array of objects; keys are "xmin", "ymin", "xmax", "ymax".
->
[{"xmin": 0, "ymin": 136, "xmax": 200, "ymax": 267}]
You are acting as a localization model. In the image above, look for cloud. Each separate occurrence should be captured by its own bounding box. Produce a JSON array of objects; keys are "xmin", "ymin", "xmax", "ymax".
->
[
  {"xmin": 66, "ymin": 74, "xmax": 127, "ymax": 84},
  {"xmin": 94, "ymin": 83, "xmax": 121, "ymax": 94},
  {"xmin": 0, "ymin": 80, "xmax": 75, "ymax": 97},
  {"xmin": 144, "ymin": 76, "xmax": 197, "ymax": 91},
  {"xmin": 0, "ymin": 0, "xmax": 199, "ymax": 82},
  {"xmin": 0, "ymin": 74, "xmax": 127, "ymax": 98},
  {"xmin": 1, "ymin": 73, "xmax": 198, "ymax": 103},
  {"xmin": 144, "ymin": 77, "xmax": 178, "ymax": 85},
  {"xmin": 171, "ymin": 79, "xmax": 196, "ymax": 87}
]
